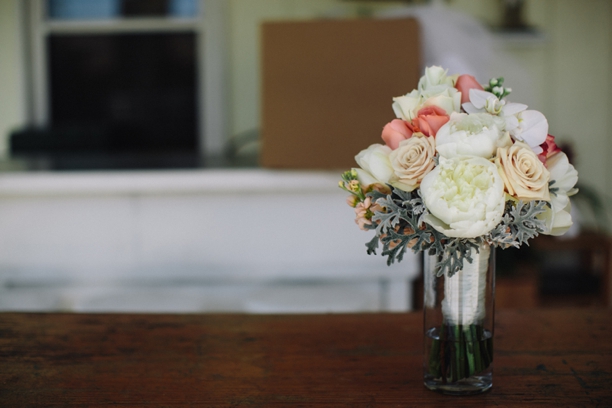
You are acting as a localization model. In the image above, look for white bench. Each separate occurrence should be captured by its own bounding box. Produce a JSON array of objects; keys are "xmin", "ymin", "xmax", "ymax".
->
[{"xmin": 0, "ymin": 169, "xmax": 418, "ymax": 312}]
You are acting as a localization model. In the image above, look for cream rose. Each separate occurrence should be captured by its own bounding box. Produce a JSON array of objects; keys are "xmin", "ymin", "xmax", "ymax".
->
[
  {"xmin": 389, "ymin": 133, "xmax": 436, "ymax": 192},
  {"xmin": 495, "ymin": 141, "xmax": 551, "ymax": 201},
  {"xmin": 420, "ymin": 156, "xmax": 506, "ymax": 238},
  {"xmin": 436, "ymin": 112, "xmax": 511, "ymax": 159}
]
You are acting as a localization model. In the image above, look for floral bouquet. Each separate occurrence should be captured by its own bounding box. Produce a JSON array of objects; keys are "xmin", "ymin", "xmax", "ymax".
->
[{"xmin": 339, "ymin": 66, "xmax": 578, "ymax": 390}]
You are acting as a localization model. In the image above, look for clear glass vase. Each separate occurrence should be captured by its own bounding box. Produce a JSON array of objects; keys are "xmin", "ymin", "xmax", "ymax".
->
[{"xmin": 423, "ymin": 242, "xmax": 495, "ymax": 395}]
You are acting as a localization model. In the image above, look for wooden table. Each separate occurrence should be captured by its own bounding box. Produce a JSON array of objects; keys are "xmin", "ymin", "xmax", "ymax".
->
[{"xmin": 1, "ymin": 309, "xmax": 611, "ymax": 406}]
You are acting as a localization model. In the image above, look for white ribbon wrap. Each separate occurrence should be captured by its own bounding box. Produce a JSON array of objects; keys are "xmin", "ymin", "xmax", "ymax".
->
[{"xmin": 441, "ymin": 245, "xmax": 490, "ymax": 326}]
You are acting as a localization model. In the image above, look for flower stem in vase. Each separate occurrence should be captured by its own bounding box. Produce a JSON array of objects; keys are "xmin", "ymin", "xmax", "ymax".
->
[{"xmin": 424, "ymin": 243, "xmax": 495, "ymax": 394}]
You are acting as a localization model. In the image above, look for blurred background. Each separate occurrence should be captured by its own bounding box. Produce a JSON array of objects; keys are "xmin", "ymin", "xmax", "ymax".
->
[{"xmin": 0, "ymin": 0, "xmax": 610, "ymax": 312}]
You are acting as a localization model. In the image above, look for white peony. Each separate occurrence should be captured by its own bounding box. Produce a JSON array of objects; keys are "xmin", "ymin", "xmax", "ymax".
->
[
  {"xmin": 420, "ymin": 156, "xmax": 506, "ymax": 238},
  {"xmin": 539, "ymin": 152, "xmax": 579, "ymax": 236},
  {"xmin": 354, "ymin": 144, "xmax": 394, "ymax": 186},
  {"xmin": 435, "ymin": 112, "xmax": 512, "ymax": 159}
]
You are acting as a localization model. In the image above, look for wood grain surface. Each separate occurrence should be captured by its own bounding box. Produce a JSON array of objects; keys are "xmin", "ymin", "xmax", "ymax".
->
[{"xmin": 1, "ymin": 309, "xmax": 611, "ymax": 406}]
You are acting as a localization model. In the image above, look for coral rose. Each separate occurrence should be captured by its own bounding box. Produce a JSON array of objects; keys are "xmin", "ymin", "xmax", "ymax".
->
[
  {"xmin": 381, "ymin": 119, "xmax": 412, "ymax": 150},
  {"xmin": 495, "ymin": 141, "xmax": 551, "ymax": 201},
  {"xmin": 408, "ymin": 106, "xmax": 449, "ymax": 137}
]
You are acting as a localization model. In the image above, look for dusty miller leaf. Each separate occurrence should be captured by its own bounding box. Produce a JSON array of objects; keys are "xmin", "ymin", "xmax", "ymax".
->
[{"xmin": 488, "ymin": 200, "xmax": 547, "ymax": 248}]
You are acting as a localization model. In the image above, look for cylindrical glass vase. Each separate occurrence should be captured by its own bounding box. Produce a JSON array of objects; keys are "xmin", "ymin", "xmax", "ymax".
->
[{"xmin": 423, "ymin": 242, "xmax": 495, "ymax": 395}]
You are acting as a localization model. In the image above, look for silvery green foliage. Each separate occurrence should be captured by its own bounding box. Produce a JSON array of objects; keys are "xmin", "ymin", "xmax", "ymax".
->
[
  {"xmin": 487, "ymin": 200, "xmax": 548, "ymax": 248},
  {"xmin": 365, "ymin": 188, "xmax": 480, "ymax": 277},
  {"xmin": 365, "ymin": 187, "xmax": 548, "ymax": 277},
  {"xmin": 433, "ymin": 239, "xmax": 481, "ymax": 278}
]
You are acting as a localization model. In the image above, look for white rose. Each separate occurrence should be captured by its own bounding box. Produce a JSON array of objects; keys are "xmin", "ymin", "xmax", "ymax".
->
[
  {"xmin": 539, "ymin": 152, "xmax": 579, "ymax": 236},
  {"xmin": 353, "ymin": 168, "xmax": 377, "ymax": 189},
  {"xmin": 436, "ymin": 112, "xmax": 512, "ymax": 159},
  {"xmin": 421, "ymin": 87, "xmax": 462, "ymax": 116},
  {"xmin": 418, "ymin": 66, "xmax": 458, "ymax": 91},
  {"xmin": 392, "ymin": 90, "xmax": 422, "ymax": 121},
  {"xmin": 389, "ymin": 133, "xmax": 436, "ymax": 192},
  {"xmin": 392, "ymin": 68, "xmax": 461, "ymax": 121},
  {"xmin": 420, "ymin": 156, "xmax": 506, "ymax": 238},
  {"xmin": 354, "ymin": 144, "xmax": 394, "ymax": 186},
  {"xmin": 393, "ymin": 88, "xmax": 461, "ymax": 121}
]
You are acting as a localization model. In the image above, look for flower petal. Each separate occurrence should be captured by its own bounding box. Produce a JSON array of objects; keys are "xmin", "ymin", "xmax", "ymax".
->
[
  {"xmin": 469, "ymin": 89, "xmax": 495, "ymax": 109},
  {"xmin": 518, "ymin": 110, "xmax": 548, "ymax": 148},
  {"xmin": 505, "ymin": 115, "xmax": 519, "ymax": 132},
  {"xmin": 455, "ymin": 74, "xmax": 483, "ymax": 104},
  {"xmin": 462, "ymin": 102, "xmax": 481, "ymax": 114},
  {"xmin": 502, "ymin": 102, "xmax": 527, "ymax": 116},
  {"xmin": 392, "ymin": 93, "xmax": 420, "ymax": 121},
  {"xmin": 354, "ymin": 168, "xmax": 378, "ymax": 188}
]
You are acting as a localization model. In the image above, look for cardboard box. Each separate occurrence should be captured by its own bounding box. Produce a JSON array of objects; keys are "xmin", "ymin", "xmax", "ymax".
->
[{"xmin": 261, "ymin": 18, "xmax": 421, "ymax": 170}]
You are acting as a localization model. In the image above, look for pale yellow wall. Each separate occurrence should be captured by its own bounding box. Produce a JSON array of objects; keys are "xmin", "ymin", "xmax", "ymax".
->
[
  {"xmin": 522, "ymin": 0, "xmax": 611, "ymax": 228},
  {"xmin": 227, "ymin": 0, "xmax": 341, "ymax": 138},
  {"xmin": 0, "ymin": 0, "xmax": 26, "ymax": 158},
  {"xmin": 544, "ymin": 0, "xmax": 612, "ymax": 223}
]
